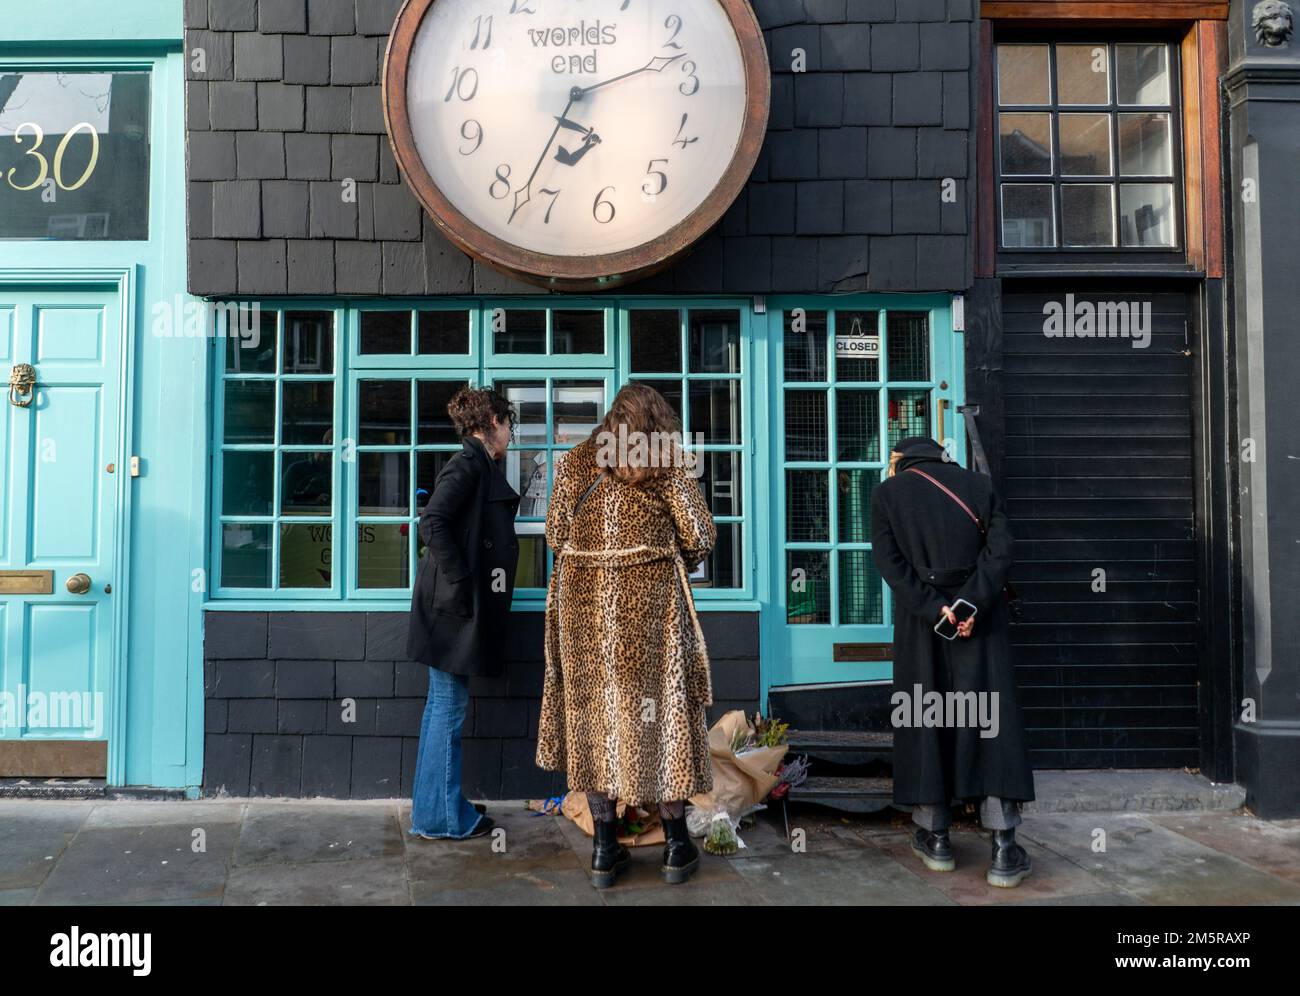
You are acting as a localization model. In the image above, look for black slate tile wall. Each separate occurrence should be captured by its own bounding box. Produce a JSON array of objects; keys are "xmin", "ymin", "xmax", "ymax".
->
[
  {"xmin": 202, "ymin": 610, "xmax": 761, "ymax": 799},
  {"xmin": 185, "ymin": 0, "xmax": 976, "ymax": 296}
]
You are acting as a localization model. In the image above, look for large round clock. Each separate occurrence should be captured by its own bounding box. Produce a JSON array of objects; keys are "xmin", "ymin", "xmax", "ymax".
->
[{"xmin": 383, "ymin": 0, "xmax": 770, "ymax": 289}]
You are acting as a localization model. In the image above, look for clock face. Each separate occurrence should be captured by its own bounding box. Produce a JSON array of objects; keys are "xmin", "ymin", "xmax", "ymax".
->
[{"xmin": 398, "ymin": 0, "xmax": 755, "ymax": 265}]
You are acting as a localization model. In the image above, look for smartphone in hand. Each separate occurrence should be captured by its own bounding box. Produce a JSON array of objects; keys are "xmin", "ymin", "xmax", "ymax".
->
[{"xmin": 934, "ymin": 598, "xmax": 978, "ymax": 641}]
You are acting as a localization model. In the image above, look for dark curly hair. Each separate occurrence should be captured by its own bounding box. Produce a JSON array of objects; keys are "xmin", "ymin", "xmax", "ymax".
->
[{"xmin": 447, "ymin": 386, "xmax": 515, "ymax": 439}]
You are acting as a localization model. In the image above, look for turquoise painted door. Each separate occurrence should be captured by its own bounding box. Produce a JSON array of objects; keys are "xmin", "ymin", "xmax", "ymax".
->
[
  {"xmin": 766, "ymin": 298, "xmax": 963, "ymax": 688},
  {"xmin": 0, "ymin": 288, "xmax": 120, "ymax": 744}
]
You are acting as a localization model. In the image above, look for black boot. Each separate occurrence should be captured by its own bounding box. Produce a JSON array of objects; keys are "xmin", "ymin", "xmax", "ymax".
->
[
  {"xmin": 911, "ymin": 827, "xmax": 956, "ymax": 872},
  {"xmin": 987, "ymin": 828, "xmax": 1032, "ymax": 888},
  {"xmin": 590, "ymin": 819, "xmax": 631, "ymax": 889},
  {"xmin": 661, "ymin": 816, "xmax": 700, "ymax": 884}
]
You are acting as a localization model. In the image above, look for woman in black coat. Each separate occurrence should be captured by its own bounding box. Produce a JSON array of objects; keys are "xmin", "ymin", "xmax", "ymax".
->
[
  {"xmin": 870, "ymin": 436, "xmax": 1035, "ymax": 887},
  {"xmin": 406, "ymin": 387, "xmax": 520, "ymax": 840}
]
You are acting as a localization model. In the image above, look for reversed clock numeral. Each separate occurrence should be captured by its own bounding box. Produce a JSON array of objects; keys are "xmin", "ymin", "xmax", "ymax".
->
[
  {"xmin": 469, "ymin": 15, "xmax": 493, "ymax": 49},
  {"xmin": 643, "ymin": 159, "xmax": 669, "ymax": 197},
  {"xmin": 672, "ymin": 114, "xmax": 698, "ymax": 149},
  {"xmin": 663, "ymin": 14, "xmax": 684, "ymax": 50},
  {"xmin": 460, "ymin": 119, "xmax": 483, "ymax": 156},
  {"xmin": 679, "ymin": 61, "xmax": 700, "ymax": 97},
  {"xmin": 489, "ymin": 164, "xmax": 512, "ymax": 200},
  {"xmin": 508, "ymin": 0, "xmax": 536, "ymax": 13},
  {"xmin": 539, "ymin": 188, "xmax": 561, "ymax": 224},
  {"xmin": 593, "ymin": 186, "xmax": 616, "ymax": 225},
  {"xmin": 444, "ymin": 66, "xmax": 479, "ymax": 102}
]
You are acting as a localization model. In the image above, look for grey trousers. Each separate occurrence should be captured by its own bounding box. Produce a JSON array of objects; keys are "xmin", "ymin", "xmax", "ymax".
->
[{"xmin": 911, "ymin": 796, "xmax": 1021, "ymax": 832}]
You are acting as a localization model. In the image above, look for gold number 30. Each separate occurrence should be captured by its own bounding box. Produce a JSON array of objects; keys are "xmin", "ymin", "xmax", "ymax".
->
[{"xmin": 5, "ymin": 121, "xmax": 101, "ymax": 192}]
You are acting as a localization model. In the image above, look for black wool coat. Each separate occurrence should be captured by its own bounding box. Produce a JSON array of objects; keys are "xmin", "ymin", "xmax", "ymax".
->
[
  {"xmin": 870, "ymin": 440, "xmax": 1035, "ymax": 806},
  {"xmin": 406, "ymin": 436, "xmax": 520, "ymax": 677}
]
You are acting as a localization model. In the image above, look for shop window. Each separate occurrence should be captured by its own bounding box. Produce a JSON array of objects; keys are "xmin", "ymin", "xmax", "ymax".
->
[
  {"xmin": 213, "ymin": 301, "xmax": 751, "ymax": 602},
  {"xmin": 995, "ymin": 41, "xmax": 1181, "ymax": 250},
  {"xmin": 217, "ymin": 310, "xmax": 339, "ymax": 592},
  {"xmin": 0, "ymin": 70, "xmax": 151, "ymax": 240}
]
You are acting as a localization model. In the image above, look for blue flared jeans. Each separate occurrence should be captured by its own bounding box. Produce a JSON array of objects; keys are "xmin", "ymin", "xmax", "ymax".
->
[{"xmin": 409, "ymin": 667, "xmax": 483, "ymax": 839}]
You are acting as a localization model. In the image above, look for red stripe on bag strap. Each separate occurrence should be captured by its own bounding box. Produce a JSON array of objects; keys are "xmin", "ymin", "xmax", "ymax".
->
[{"xmin": 904, "ymin": 467, "xmax": 985, "ymax": 536}]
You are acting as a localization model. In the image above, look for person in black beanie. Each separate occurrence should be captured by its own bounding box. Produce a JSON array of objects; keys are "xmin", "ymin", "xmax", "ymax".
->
[{"xmin": 870, "ymin": 436, "xmax": 1035, "ymax": 887}]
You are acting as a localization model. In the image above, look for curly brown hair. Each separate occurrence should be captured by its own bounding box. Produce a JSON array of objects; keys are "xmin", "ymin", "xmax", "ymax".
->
[
  {"xmin": 591, "ymin": 383, "xmax": 685, "ymax": 484},
  {"xmin": 447, "ymin": 386, "xmax": 515, "ymax": 439}
]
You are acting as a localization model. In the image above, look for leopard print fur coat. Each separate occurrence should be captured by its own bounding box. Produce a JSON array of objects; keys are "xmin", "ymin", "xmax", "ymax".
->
[{"xmin": 535, "ymin": 438, "xmax": 716, "ymax": 806}]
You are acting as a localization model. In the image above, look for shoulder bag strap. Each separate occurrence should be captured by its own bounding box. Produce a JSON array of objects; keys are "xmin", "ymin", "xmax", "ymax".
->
[
  {"xmin": 571, "ymin": 471, "xmax": 607, "ymax": 521},
  {"xmin": 905, "ymin": 467, "xmax": 984, "ymax": 536}
]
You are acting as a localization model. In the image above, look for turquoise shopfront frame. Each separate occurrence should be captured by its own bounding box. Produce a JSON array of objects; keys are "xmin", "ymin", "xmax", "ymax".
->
[{"xmin": 0, "ymin": 1, "xmax": 203, "ymax": 791}]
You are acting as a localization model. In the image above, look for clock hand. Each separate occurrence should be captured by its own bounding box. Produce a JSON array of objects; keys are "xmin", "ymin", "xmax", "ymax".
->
[
  {"xmin": 511, "ymin": 96, "xmax": 574, "ymax": 224},
  {"xmin": 573, "ymin": 53, "xmax": 687, "ymax": 100}
]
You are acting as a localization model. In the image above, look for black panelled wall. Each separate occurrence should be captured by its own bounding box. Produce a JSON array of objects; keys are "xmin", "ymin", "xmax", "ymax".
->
[
  {"xmin": 203, "ymin": 611, "xmax": 760, "ymax": 799},
  {"xmin": 1000, "ymin": 287, "xmax": 1200, "ymax": 768}
]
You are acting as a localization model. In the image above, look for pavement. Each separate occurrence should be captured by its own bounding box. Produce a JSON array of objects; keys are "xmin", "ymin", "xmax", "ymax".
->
[{"xmin": 2, "ymin": 791, "xmax": 1299, "ymax": 905}]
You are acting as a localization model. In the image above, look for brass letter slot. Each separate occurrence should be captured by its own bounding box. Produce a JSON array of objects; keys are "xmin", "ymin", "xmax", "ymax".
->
[
  {"xmin": 0, "ymin": 570, "xmax": 54, "ymax": 595},
  {"xmin": 833, "ymin": 642, "xmax": 894, "ymax": 663}
]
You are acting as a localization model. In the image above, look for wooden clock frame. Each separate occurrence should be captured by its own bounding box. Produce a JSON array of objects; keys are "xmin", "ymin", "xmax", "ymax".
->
[{"xmin": 382, "ymin": 0, "xmax": 771, "ymax": 291}]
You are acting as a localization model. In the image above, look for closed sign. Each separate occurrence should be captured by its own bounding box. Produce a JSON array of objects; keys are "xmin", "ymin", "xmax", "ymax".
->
[{"xmin": 835, "ymin": 333, "xmax": 879, "ymax": 359}]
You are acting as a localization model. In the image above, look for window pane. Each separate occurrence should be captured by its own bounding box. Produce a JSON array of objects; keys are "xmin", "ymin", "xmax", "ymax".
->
[
  {"xmin": 1059, "ymin": 113, "xmax": 1112, "ymax": 175},
  {"xmin": 999, "ymin": 113, "xmax": 1052, "ymax": 175},
  {"xmin": 359, "ymin": 311, "xmax": 411, "ymax": 355},
  {"xmin": 359, "ymin": 380, "xmax": 411, "ymax": 445},
  {"xmin": 632, "ymin": 379, "xmax": 682, "ymax": 422},
  {"xmin": 690, "ymin": 380, "xmax": 741, "ymax": 445},
  {"xmin": 225, "ymin": 309, "xmax": 277, "ymax": 373},
  {"xmin": 997, "ymin": 44, "xmax": 1050, "ymax": 105},
  {"xmin": 222, "ymin": 523, "xmax": 271, "ymax": 588},
  {"xmin": 1116, "ymin": 44, "xmax": 1170, "ymax": 106},
  {"xmin": 0, "ymin": 72, "xmax": 150, "ymax": 240},
  {"xmin": 787, "ymin": 551, "xmax": 830, "ymax": 624},
  {"xmin": 516, "ymin": 534, "xmax": 547, "ymax": 588},
  {"xmin": 886, "ymin": 312, "xmax": 930, "ymax": 381},
  {"xmin": 280, "ymin": 452, "xmax": 332, "ymax": 514},
  {"xmin": 1119, "ymin": 112, "xmax": 1172, "ymax": 176},
  {"xmin": 222, "ymin": 451, "xmax": 274, "ymax": 517},
  {"xmin": 224, "ymin": 381, "xmax": 275, "ymax": 443},
  {"xmin": 689, "ymin": 309, "xmax": 741, "ymax": 373},
  {"xmin": 283, "ymin": 311, "xmax": 333, "ymax": 374},
  {"xmin": 839, "ymin": 550, "xmax": 884, "ymax": 625},
  {"xmin": 1119, "ymin": 183, "xmax": 1176, "ymax": 247},
  {"xmin": 888, "ymin": 389, "xmax": 931, "ymax": 448},
  {"xmin": 511, "ymin": 450, "xmax": 550, "ymax": 518},
  {"xmin": 358, "ymin": 452, "xmax": 410, "ymax": 516},
  {"xmin": 357, "ymin": 523, "xmax": 410, "ymax": 589},
  {"xmin": 785, "ymin": 390, "xmax": 828, "ymax": 461},
  {"xmin": 417, "ymin": 380, "xmax": 466, "ymax": 445},
  {"xmin": 493, "ymin": 309, "xmax": 545, "ymax": 354},
  {"xmin": 279, "ymin": 523, "xmax": 331, "ymax": 589},
  {"xmin": 837, "ymin": 469, "xmax": 877, "ymax": 544},
  {"xmin": 418, "ymin": 310, "xmax": 470, "ymax": 354},
  {"xmin": 699, "ymin": 523, "xmax": 741, "ymax": 589},
  {"xmin": 1057, "ymin": 44, "xmax": 1109, "ymax": 105},
  {"xmin": 1001, "ymin": 184, "xmax": 1056, "ymax": 248},
  {"xmin": 552, "ymin": 310, "xmax": 604, "ymax": 355},
  {"xmin": 553, "ymin": 380, "xmax": 604, "ymax": 445},
  {"xmin": 498, "ymin": 381, "xmax": 546, "ymax": 448},
  {"xmin": 1062, "ymin": 184, "xmax": 1116, "ymax": 247},
  {"xmin": 834, "ymin": 310, "xmax": 879, "ymax": 382},
  {"xmin": 629, "ymin": 310, "xmax": 681, "ymax": 372},
  {"xmin": 784, "ymin": 309, "xmax": 827, "ymax": 382},
  {"xmin": 415, "ymin": 452, "xmax": 456, "ymax": 523},
  {"xmin": 836, "ymin": 389, "xmax": 881, "ymax": 463},
  {"xmin": 281, "ymin": 381, "xmax": 333, "ymax": 445},
  {"xmin": 700, "ymin": 452, "xmax": 741, "ymax": 517},
  {"xmin": 786, "ymin": 470, "xmax": 829, "ymax": 542}
]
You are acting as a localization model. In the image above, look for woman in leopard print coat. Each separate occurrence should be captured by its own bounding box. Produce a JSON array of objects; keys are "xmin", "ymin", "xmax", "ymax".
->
[{"xmin": 536, "ymin": 385, "xmax": 716, "ymax": 886}]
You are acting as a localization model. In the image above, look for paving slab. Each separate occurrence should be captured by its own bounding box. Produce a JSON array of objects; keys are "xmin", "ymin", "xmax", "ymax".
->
[
  {"xmin": 84, "ymin": 800, "xmax": 246, "ymax": 828},
  {"xmin": 0, "ymin": 800, "xmax": 93, "ymax": 890},
  {"xmin": 34, "ymin": 822, "xmax": 240, "ymax": 905},
  {"xmin": 1147, "ymin": 813, "xmax": 1300, "ymax": 888},
  {"xmin": 224, "ymin": 856, "xmax": 409, "ymax": 905},
  {"xmin": 234, "ymin": 802, "xmax": 405, "ymax": 866},
  {"xmin": 1018, "ymin": 812, "xmax": 1300, "ymax": 906},
  {"xmin": 732, "ymin": 846, "xmax": 958, "ymax": 905}
]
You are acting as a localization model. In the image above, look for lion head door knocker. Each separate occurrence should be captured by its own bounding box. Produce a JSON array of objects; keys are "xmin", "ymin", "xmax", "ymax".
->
[
  {"xmin": 1254, "ymin": 0, "xmax": 1295, "ymax": 47},
  {"xmin": 8, "ymin": 364, "xmax": 36, "ymax": 408}
]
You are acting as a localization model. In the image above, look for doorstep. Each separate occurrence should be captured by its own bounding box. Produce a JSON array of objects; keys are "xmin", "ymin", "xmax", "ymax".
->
[{"xmin": 1022, "ymin": 770, "xmax": 1246, "ymax": 814}]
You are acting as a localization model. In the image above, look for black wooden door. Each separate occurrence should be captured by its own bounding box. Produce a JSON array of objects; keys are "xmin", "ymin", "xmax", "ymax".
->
[{"xmin": 1001, "ymin": 288, "xmax": 1199, "ymax": 768}]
